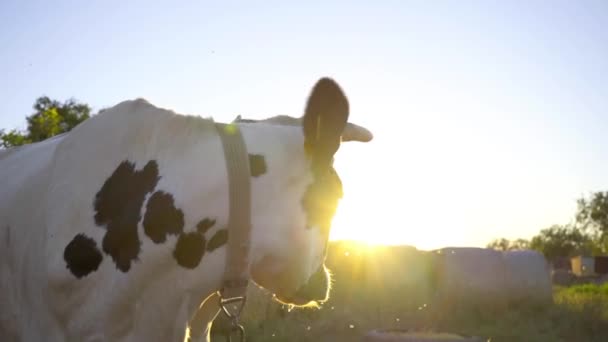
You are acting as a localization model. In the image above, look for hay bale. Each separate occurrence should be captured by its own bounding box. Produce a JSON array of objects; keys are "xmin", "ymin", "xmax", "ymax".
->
[
  {"xmin": 363, "ymin": 245, "xmax": 435, "ymax": 292},
  {"xmin": 361, "ymin": 246, "xmax": 437, "ymax": 324},
  {"xmin": 433, "ymin": 247, "xmax": 508, "ymax": 313},
  {"xmin": 502, "ymin": 250, "xmax": 553, "ymax": 305},
  {"xmin": 324, "ymin": 243, "xmax": 436, "ymax": 326},
  {"xmin": 325, "ymin": 243, "xmax": 435, "ymax": 307},
  {"xmin": 326, "ymin": 241, "xmax": 371, "ymax": 290}
]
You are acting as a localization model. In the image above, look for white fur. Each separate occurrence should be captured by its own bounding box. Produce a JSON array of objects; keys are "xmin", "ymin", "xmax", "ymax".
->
[{"xmin": 0, "ymin": 96, "xmax": 371, "ymax": 341}]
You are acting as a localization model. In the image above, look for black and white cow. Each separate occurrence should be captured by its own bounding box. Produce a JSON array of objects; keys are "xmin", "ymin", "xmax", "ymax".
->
[{"xmin": 0, "ymin": 78, "xmax": 372, "ymax": 341}]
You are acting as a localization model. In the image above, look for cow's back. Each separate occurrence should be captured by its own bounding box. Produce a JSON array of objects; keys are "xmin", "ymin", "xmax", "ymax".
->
[{"xmin": 0, "ymin": 134, "xmax": 66, "ymax": 341}]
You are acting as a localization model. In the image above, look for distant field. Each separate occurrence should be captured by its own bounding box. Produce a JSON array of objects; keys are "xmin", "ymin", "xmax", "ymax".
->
[{"xmin": 211, "ymin": 243, "xmax": 608, "ymax": 342}]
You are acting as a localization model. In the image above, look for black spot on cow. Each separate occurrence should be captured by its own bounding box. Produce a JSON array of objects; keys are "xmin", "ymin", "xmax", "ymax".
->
[
  {"xmin": 207, "ymin": 229, "xmax": 228, "ymax": 252},
  {"xmin": 143, "ymin": 191, "xmax": 185, "ymax": 243},
  {"xmin": 196, "ymin": 218, "xmax": 216, "ymax": 234},
  {"xmin": 248, "ymin": 154, "xmax": 267, "ymax": 177},
  {"xmin": 173, "ymin": 232, "xmax": 206, "ymax": 269},
  {"xmin": 64, "ymin": 234, "xmax": 103, "ymax": 278},
  {"xmin": 94, "ymin": 160, "xmax": 159, "ymax": 272}
]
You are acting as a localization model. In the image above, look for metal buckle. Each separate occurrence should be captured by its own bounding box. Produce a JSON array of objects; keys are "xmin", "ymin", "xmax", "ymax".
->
[{"xmin": 218, "ymin": 294, "xmax": 247, "ymax": 342}]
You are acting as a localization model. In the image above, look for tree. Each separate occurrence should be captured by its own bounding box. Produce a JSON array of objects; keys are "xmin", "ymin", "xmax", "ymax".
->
[
  {"xmin": 1, "ymin": 96, "xmax": 91, "ymax": 148},
  {"xmin": 576, "ymin": 191, "xmax": 608, "ymax": 235},
  {"xmin": 528, "ymin": 224, "xmax": 593, "ymax": 262},
  {"xmin": 487, "ymin": 238, "xmax": 530, "ymax": 251},
  {"xmin": 574, "ymin": 191, "xmax": 608, "ymax": 253},
  {"xmin": 0, "ymin": 129, "xmax": 31, "ymax": 147},
  {"xmin": 486, "ymin": 192, "xmax": 608, "ymax": 259}
]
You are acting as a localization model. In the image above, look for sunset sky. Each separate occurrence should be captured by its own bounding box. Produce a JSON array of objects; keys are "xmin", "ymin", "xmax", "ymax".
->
[{"xmin": 2, "ymin": 1, "xmax": 608, "ymax": 250}]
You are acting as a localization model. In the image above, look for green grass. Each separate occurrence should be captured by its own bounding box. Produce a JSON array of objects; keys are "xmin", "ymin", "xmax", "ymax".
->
[
  {"xmin": 229, "ymin": 285, "xmax": 608, "ymax": 342},
  {"xmin": 558, "ymin": 283, "xmax": 608, "ymax": 296}
]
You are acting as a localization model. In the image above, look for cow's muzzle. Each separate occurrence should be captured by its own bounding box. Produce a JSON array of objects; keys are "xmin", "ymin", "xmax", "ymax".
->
[{"xmin": 287, "ymin": 264, "xmax": 330, "ymax": 306}]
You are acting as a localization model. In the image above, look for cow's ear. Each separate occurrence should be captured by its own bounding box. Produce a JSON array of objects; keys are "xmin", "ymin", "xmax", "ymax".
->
[
  {"xmin": 341, "ymin": 122, "xmax": 373, "ymax": 142},
  {"xmin": 302, "ymin": 78, "xmax": 349, "ymax": 170}
]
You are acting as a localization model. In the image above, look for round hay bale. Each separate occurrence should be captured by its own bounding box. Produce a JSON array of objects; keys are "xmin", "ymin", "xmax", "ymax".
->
[
  {"xmin": 433, "ymin": 247, "xmax": 508, "ymax": 313},
  {"xmin": 551, "ymin": 269, "xmax": 575, "ymax": 286},
  {"xmin": 363, "ymin": 246, "xmax": 435, "ymax": 295},
  {"xmin": 359, "ymin": 245, "xmax": 436, "ymax": 322},
  {"xmin": 502, "ymin": 250, "xmax": 553, "ymax": 305},
  {"xmin": 363, "ymin": 329, "xmax": 486, "ymax": 342}
]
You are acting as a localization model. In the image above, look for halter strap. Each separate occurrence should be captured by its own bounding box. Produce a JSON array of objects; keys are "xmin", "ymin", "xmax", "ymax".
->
[
  {"xmin": 215, "ymin": 122, "xmax": 252, "ymax": 339},
  {"xmin": 215, "ymin": 122, "xmax": 252, "ymax": 296}
]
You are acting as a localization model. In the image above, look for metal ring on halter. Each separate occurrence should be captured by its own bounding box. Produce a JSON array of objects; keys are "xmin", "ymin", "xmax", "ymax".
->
[
  {"xmin": 219, "ymin": 295, "xmax": 247, "ymax": 319},
  {"xmin": 218, "ymin": 293, "xmax": 247, "ymax": 342}
]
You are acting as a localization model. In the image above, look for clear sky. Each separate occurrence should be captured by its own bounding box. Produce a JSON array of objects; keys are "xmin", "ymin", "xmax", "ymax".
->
[{"xmin": 2, "ymin": 1, "xmax": 608, "ymax": 250}]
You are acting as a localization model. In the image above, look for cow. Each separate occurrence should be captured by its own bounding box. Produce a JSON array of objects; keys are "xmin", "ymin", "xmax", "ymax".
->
[{"xmin": 0, "ymin": 77, "xmax": 373, "ymax": 342}]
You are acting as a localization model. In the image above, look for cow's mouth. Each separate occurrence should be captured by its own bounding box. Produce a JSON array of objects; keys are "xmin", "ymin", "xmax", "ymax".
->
[
  {"xmin": 272, "ymin": 293, "xmax": 323, "ymax": 308},
  {"xmin": 271, "ymin": 265, "xmax": 330, "ymax": 308}
]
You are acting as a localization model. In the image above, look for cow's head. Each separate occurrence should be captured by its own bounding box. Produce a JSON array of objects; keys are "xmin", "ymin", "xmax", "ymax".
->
[{"xmin": 235, "ymin": 78, "xmax": 372, "ymax": 307}]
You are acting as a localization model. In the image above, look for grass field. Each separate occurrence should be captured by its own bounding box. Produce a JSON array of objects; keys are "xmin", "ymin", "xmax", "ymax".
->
[
  {"xmin": 212, "ymin": 243, "xmax": 608, "ymax": 342},
  {"xmin": 230, "ymin": 284, "xmax": 608, "ymax": 342}
]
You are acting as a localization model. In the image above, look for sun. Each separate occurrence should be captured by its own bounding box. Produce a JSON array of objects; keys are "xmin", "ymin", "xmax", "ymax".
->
[
  {"xmin": 328, "ymin": 189, "xmax": 462, "ymax": 252},
  {"xmin": 325, "ymin": 114, "xmax": 483, "ymax": 252},
  {"xmin": 329, "ymin": 196, "xmax": 396, "ymax": 246}
]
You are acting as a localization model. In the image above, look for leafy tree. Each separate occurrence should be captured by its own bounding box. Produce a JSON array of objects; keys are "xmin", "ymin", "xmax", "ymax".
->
[
  {"xmin": 487, "ymin": 237, "xmax": 530, "ymax": 251},
  {"xmin": 574, "ymin": 191, "xmax": 608, "ymax": 253},
  {"xmin": 528, "ymin": 224, "xmax": 593, "ymax": 261},
  {"xmin": 576, "ymin": 191, "xmax": 608, "ymax": 236},
  {"xmin": 1, "ymin": 96, "xmax": 91, "ymax": 148},
  {"xmin": 512, "ymin": 238, "xmax": 531, "ymax": 250},
  {"xmin": 0, "ymin": 129, "xmax": 31, "ymax": 147},
  {"xmin": 487, "ymin": 238, "xmax": 510, "ymax": 251}
]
